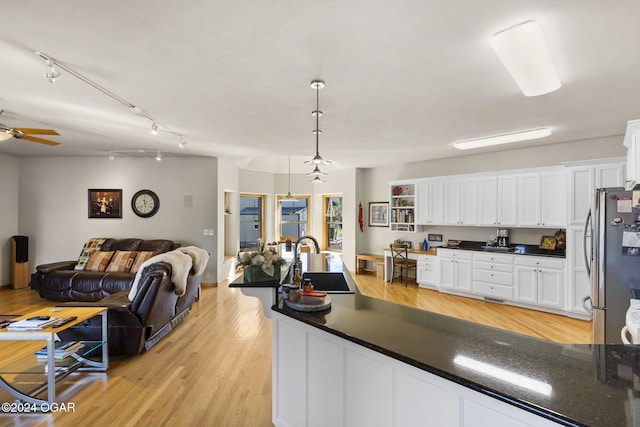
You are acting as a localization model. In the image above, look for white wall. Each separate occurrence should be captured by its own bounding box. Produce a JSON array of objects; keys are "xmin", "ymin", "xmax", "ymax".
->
[
  {"xmin": 18, "ymin": 156, "xmax": 218, "ymax": 280},
  {"xmin": 0, "ymin": 154, "xmax": 19, "ymax": 286}
]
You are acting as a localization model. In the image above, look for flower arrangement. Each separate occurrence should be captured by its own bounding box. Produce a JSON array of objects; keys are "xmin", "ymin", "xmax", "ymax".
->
[{"xmin": 237, "ymin": 248, "xmax": 286, "ymax": 277}]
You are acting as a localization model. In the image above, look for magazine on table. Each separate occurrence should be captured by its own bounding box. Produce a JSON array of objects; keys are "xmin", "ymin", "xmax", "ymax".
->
[
  {"xmin": 6, "ymin": 316, "xmax": 62, "ymax": 330},
  {"xmin": 35, "ymin": 341, "xmax": 84, "ymax": 359}
]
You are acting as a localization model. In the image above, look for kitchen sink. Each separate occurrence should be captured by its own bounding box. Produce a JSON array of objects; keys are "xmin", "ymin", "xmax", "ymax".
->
[{"xmin": 302, "ymin": 272, "xmax": 354, "ymax": 293}]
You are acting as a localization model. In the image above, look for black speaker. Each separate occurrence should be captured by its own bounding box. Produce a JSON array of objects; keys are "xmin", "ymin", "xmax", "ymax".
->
[{"xmin": 12, "ymin": 235, "xmax": 28, "ymax": 263}]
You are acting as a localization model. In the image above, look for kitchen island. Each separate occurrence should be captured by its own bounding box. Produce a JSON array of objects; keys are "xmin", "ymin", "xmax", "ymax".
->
[{"xmin": 252, "ymin": 253, "xmax": 636, "ymax": 427}]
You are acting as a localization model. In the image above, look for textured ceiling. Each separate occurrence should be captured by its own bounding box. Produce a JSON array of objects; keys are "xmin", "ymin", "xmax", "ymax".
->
[{"xmin": 0, "ymin": 1, "xmax": 638, "ymax": 173}]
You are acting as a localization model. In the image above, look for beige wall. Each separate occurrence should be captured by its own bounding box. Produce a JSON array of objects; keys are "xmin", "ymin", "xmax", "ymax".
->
[{"xmin": 0, "ymin": 154, "xmax": 19, "ymax": 286}]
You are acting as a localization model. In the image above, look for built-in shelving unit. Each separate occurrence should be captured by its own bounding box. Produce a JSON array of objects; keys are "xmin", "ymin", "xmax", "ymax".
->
[{"xmin": 390, "ymin": 183, "xmax": 417, "ymax": 232}]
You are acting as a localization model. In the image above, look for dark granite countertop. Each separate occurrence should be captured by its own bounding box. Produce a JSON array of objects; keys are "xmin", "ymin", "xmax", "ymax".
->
[
  {"xmin": 437, "ymin": 240, "xmax": 566, "ymax": 258},
  {"xmin": 272, "ymin": 254, "xmax": 634, "ymax": 427}
]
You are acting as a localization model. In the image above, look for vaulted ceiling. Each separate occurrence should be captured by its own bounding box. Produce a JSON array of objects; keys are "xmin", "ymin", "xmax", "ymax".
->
[{"xmin": 1, "ymin": 1, "xmax": 638, "ymax": 173}]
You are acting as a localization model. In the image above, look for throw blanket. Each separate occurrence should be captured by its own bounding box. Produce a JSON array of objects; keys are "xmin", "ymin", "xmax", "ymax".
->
[
  {"xmin": 128, "ymin": 250, "xmax": 193, "ymax": 301},
  {"xmin": 176, "ymin": 246, "xmax": 209, "ymax": 276}
]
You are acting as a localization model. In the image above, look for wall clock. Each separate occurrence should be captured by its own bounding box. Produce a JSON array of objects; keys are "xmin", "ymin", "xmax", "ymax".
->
[{"xmin": 131, "ymin": 189, "xmax": 160, "ymax": 218}]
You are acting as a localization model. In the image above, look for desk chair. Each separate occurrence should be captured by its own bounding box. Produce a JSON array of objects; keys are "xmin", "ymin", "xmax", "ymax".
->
[{"xmin": 390, "ymin": 244, "xmax": 417, "ymax": 287}]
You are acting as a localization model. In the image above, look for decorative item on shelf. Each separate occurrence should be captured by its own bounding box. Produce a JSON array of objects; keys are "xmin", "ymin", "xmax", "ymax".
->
[
  {"xmin": 237, "ymin": 248, "xmax": 286, "ymax": 283},
  {"xmin": 539, "ymin": 235, "xmax": 557, "ymax": 250},
  {"xmin": 554, "ymin": 229, "xmax": 566, "ymax": 250},
  {"xmin": 422, "ymin": 238, "xmax": 428, "ymax": 251}
]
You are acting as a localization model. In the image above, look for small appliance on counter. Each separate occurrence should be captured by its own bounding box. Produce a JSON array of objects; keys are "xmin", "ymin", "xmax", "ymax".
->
[{"xmin": 496, "ymin": 229, "xmax": 510, "ymax": 247}]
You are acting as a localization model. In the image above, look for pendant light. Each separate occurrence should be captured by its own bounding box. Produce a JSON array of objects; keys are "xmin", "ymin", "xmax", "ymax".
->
[
  {"xmin": 282, "ymin": 156, "xmax": 297, "ymax": 201},
  {"xmin": 305, "ymin": 80, "xmax": 331, "ymax": 183}
]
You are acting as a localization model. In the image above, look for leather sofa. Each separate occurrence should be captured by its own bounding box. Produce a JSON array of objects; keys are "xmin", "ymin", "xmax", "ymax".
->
[
  {"xmin": 57, "ymin": 260, "xmax": 203, "ymax": 355},
  {"xmin": 35, "ymin": 238, "xmax": 179, "ymax": 302},
  {"xmin": 34, "ymin": 238, "xmax": 208, "ymax": 355}
]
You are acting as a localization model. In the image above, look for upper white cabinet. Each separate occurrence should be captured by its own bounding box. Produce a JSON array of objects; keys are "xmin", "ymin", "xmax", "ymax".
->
[
  {"xmin": 623, "ymin": 119, "xmax": 640, "ymax": 188},
  {"xmin": 444, "ymin": 179, "xmax": 478, "ymax": 225},
  {"xmin": 416, "ymin": 180, "xmax": 444, "ymax": 225},
  {"xmin": 518, "ymin": 169, "xmax": 566, "ymax": 228},
  {"xmin": 477, "ymin": 175, "xmax": 518, "ymax": 226},
  {"xmin": 568, "ymin": 161, "xmax": 626, "ymax": 226}
]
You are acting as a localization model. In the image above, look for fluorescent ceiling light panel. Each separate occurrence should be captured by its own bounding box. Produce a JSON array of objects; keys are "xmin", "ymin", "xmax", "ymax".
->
[
  {"xmin": 490, "ymin": 20, "xmax": 561, "ymax": 96},
  {"xmin": 454, "ymin": 127, "xmax": 551, "ymax": 150}
]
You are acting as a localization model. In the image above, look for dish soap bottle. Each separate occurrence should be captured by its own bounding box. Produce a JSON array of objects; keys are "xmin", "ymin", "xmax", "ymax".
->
[{"xmin": 422, "ymin": 238, "xmax": 428, "ymax": 251}]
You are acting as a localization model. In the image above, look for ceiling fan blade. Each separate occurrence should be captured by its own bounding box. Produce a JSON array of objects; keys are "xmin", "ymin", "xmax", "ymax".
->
[
  {"xmin": 20, "ymin": 135, "xmax": 60, "ymax": 146},
  {"xmin": 14, "ymin": 128, "xmax": 60, "ymax": 135}
]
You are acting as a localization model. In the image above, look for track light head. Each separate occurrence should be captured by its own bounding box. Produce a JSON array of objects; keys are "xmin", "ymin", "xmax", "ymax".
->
[
  {"xmin": 108, "ymin": 152, "xmax": 114, "ymax": 160},
  {"xmin": 45, "ymin": 65, "xmax": 60, "ymax": 83},
  {"xmin": 178, "ymin": 135, "xmax": 187, "ymax": 148},
  {"xmin": 151, "ymin": 121, "xmax": 158, "ymax": 135},
  {"xmin": 155, "ymin": 150, "xmax": 162, "ymax": 161}
]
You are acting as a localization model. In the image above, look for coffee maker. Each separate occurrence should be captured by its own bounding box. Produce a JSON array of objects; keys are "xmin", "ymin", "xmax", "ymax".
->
[{"xmin": 496, "ymin": 229, "xmax": 510, "ymax": 247}]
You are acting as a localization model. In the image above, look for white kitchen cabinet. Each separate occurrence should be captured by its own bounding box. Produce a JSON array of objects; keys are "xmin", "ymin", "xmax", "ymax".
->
[
  {"xmin": 445, "ymin": 179, "xmax": 477, "ymax": 225},
  {"xmin": 438, "ymin": 249, "xmax": 472, "ymax": 293},
  {"xmin": 565, "ymin": 158, "xmax": 624, "ymax": 318},
  {"xmin": 417, "ymin": 254, "xmax": 438, "ymax": 288},
  {"xmin": 477, "ymin": 175, "xmax": 518, "ymax": 226},
  {"xmin": 518, "ymin": 169, "xmax": 567, "ymax": 228},
  {"xmin": 514, "ymin": 257, "xmax": 565, "ymax": 310},
  {"xmin": 472, "ymin": 252, "xmax": 514, "ymax": 301},
  {"xmin": 568, "ymin": 160, "xmax": 625, "ymax": 226},
  {"xmin": 624, "ymin": 119, "xmax": 640, "ymax": 188},
  {"xmin": 416, "ymin": 180, "xmax": 445, "ymax": 225}
]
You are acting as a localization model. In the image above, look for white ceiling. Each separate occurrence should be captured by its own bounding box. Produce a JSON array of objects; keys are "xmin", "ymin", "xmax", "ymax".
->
[{"xmin": 1, "ymin": 1, "xmax": 639, "ymax": 173}]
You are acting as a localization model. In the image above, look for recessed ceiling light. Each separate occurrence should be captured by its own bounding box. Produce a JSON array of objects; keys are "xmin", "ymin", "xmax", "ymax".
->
[
  {"xmin": 453, "ymin": 128, "xmax": 551, "ymax": 150},
  {"xmin": 490, "ymin": 20, "xmax": 561, "ymax": 97}
]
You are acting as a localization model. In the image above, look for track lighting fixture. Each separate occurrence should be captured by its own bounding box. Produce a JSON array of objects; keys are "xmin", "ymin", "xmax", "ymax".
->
[
  {"xmin": 35, "ymin": 51, "xmax": 188, "ymax": 147},
  {"xmin": 45, "ymin": 60, "xmax": 61, "ymax": 84},
  {"xmin": 155, "ymin": 151, "xmax": 162, "ymax": 161},
  {"xmin": 178, "ymin": 135, "xmax": 187, "ymax": 148},
  {"xmin": 304, "ymin": 80, "xmax": 332, "ymax": 178},
  {"xmin": 108, "ymin": 151, "xmax": 114, "ymax": 160}
]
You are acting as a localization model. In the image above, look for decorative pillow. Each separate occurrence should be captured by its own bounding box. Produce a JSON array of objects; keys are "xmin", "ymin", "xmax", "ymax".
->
[
  {"xmin": 75, "ymin": 238, "xmax": 107, "ymax": 271},
  {"xmin": 130, "ymin": 251, "xmax": 158, "ymax": 273},
  {"xmin": 84, "ymin": 251, "xmax": 115, "ymax": 272},
  {"xmin": 106, "ymin": 251, "xmax": 138, "ymax": 273}
]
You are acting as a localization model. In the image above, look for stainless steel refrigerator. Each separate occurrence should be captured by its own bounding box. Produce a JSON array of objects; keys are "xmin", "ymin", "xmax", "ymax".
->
[{"xmin": 585, "ymin": 187, "xmax": 640, "ymax": 344}]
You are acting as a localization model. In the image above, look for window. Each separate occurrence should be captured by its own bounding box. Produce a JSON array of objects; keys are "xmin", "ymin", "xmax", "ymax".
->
[
  {"xmin": 323, "ymin": 195, "xmax": 343, "ymax": 251},
  {"xmin": 239, "ymin": 194, "xmax": 265, "ymax": 250},
  {"xmin": 277, "ymin": 195, "xmax": 310, "ymax": 241}
]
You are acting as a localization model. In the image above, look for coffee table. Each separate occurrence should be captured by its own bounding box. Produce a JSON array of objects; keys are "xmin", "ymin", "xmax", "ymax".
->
[{"xmin": 0, "ymin": 306, "xmax": 108, "ymax": 410}]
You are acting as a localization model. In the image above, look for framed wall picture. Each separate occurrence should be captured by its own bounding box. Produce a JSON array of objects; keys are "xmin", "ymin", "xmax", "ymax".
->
[
  {"xmin": 428, "ymin": 234, "xmax": 443, "ymax": 242},
  {"xmin": 369, "ymin": 202, "xmax": 389, "ymax": 227},
  {"xmin": 88, "ymin": 189, "xmax": 122, "ymax": 218}
]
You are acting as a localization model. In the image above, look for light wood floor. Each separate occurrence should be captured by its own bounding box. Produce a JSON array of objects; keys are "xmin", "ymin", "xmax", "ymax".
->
[{"xmin": 0, "ymin": 273, "xmax": 590, "ymax": 426}]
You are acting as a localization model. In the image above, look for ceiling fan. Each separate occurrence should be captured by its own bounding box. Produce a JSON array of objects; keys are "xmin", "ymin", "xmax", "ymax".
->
[{"xmin": 0, "ymin": 110, "xmax": 60, "ymax": 146}]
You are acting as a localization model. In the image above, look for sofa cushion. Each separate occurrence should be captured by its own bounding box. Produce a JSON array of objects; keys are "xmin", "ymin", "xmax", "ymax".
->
[
  {"xmin": 139, "ymin": 239, "xmax": 174, "ymax": 253},
  {"xmin": 107, "ymin": 238, "xmax": 144, "ymax": 252},
  {"xmin": 130, "ymin": 251, "xmax": 157, "ymax": 273},
  {"xmin": 75, "ymin": 238, "xmax": 109, "ymax": 271},
  {"xmin": 106, "ymin": 250, "xmax": 138, "ymax": 273},
  {"xmin": 85, "ymin": 251, "xmax": 115, "ymax": 271}
]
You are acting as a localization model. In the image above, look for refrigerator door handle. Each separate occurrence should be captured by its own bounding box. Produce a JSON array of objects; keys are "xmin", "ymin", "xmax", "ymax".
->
[{"xmin": 583, "ymin": 209, "xmax": 592, "ymax": 278}]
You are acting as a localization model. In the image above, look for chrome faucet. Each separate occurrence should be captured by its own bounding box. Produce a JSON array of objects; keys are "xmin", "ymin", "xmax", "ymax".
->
[{"xmin": 293, "ymin": 235, "xmax": 320, "ymax": 268}]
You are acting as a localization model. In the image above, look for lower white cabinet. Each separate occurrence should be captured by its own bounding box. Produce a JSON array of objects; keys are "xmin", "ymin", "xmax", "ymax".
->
[
  {"xmin": 273, "ymin": 312, "xmax": 561, "ymax": 427},
  {"xmin": 472, "ymin": 253, "xmax": 514, "ymax": 301},
  {"xmin": 514, "ymin": 257, "xmax": 565, "ymax": 310},
  {"xmin": 438, "ymin": 249, "xmax": 473, "ymax": 293},
  {"xmin": 416, "ymin": 254, "xmax": 438, "ymax": 288}
]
